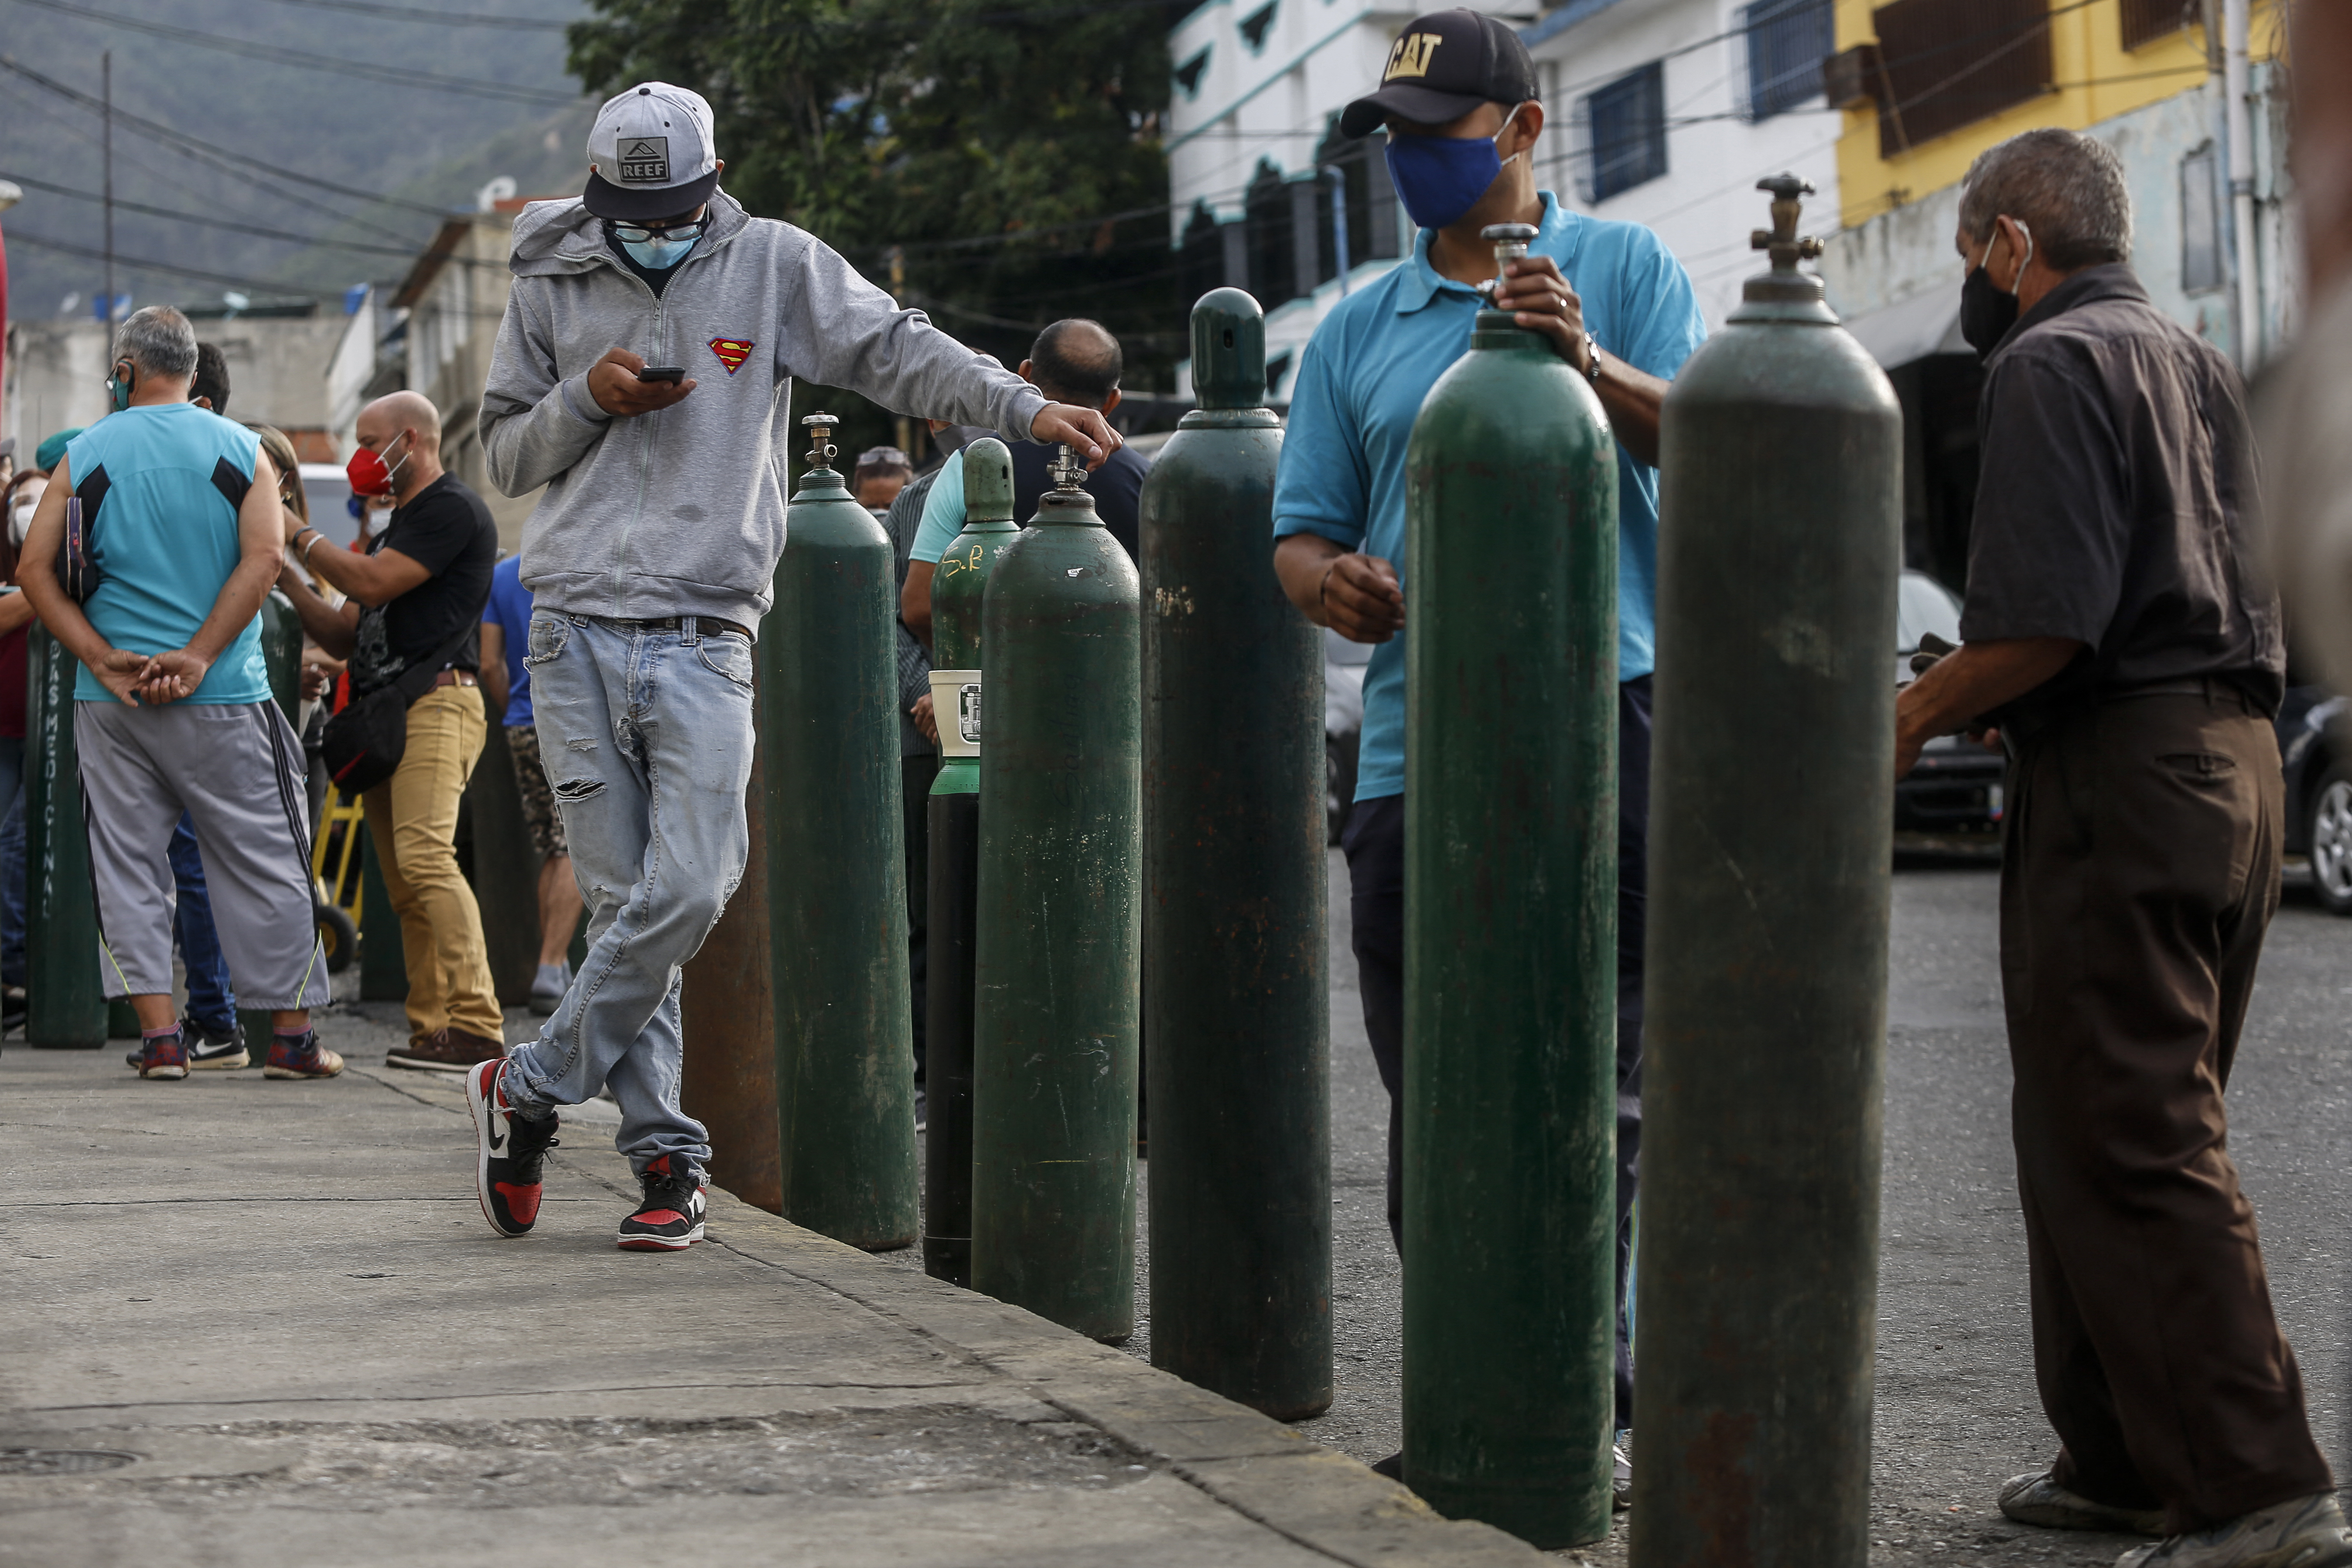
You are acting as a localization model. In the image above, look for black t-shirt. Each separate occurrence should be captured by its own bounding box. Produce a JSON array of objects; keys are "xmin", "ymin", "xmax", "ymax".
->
[
  {"xmin": 1009, "ymin": 439, "xmax": 1149, "ymax": 563},
  {"xmin": 349, "ymin": 473, "xmax": 498, "ymax": 696},
  {"xmin": 1961, "ymin": 265, "xmax": 2285, "ymax": 722}
]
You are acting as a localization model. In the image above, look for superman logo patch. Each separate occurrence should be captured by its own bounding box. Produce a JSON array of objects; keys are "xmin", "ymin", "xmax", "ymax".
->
[{"xmin": 708, "ymin": 338, "xmax": 755, "ymax": 375}]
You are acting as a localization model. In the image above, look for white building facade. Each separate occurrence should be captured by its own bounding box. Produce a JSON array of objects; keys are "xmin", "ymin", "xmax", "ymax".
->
[
  {"xmin": 1519, "ymin": 0, "xmax": 1844, "ymax": 327},
  {"xmin": 1164, "ymin": 0, "xmax": 1847, "ymax": 401},
  {"xmin": 1163, "ymin": 0, "xmax": 1518, "ymax": 403}
]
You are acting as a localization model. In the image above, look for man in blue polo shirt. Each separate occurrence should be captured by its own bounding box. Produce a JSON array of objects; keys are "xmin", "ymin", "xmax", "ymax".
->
[{"xmin": 1270, "ymin": 9, "xmax": 1704, "ymax": 1491}]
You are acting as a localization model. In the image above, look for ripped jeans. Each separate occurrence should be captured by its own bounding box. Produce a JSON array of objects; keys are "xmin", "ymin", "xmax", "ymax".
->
[{"xmin": 499, "ymin": 613, "xmax": 757, "ymax": 1178}]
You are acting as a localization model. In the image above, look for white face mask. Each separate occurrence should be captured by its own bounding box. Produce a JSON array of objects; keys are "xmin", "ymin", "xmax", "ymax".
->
[{"xmin": 9, "ymin": 480, "xmax": 45, "ymax": 549}]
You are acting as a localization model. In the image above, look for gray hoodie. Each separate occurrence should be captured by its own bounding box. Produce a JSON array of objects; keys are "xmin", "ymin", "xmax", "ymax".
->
[{"xmin": 480, "ymin": 191, "xmax": 1047, "ymax": 630}]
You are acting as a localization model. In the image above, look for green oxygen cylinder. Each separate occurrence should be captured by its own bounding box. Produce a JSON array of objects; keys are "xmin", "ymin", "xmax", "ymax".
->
[
  {"xmin": 970, "ymin": 442, "xmax": 1142, "ymax": 1341},
  {"xmin": 922, "ymin": 436, "xmax": 1016, "ymax": 1288},
  {"xmin": 1627, "ymin": 178, "xmax": 1901, "ymax": 1568},
  {"xmin": 765, "ymin": 411, "xmax": 920, "ymax": 1250},
  {"xmin": 24, "ymin": 627, "xmax": 105, "ymax": 1047},
  {"xmin": 1402, "ymin": 222, "xmax": 1621, "ymax": 1549},
  {"xmin": 1141, "ymin": 288, "xmax": 1331, "ymax": 1419}
]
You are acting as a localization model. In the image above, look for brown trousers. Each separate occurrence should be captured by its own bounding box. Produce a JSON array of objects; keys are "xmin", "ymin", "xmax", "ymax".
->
[{"xmin": 2000, "ymin": 686, "xmax": 2330, "ymax": 1532}]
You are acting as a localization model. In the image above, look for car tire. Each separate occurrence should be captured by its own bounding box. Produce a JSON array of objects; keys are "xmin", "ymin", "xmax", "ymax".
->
[
  {"xmin": 1326, "ymin": 730, "xmax": 1360, "ymax": 847},
  {"xmin": 2307, "ymin": 763, "xmax": 2352, "ymax": 916}
]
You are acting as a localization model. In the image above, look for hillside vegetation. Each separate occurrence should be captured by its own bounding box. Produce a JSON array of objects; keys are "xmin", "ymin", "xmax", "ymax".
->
[{"xmin": 0, "ymin": 0, "xmax": 588, "ymax": 318}]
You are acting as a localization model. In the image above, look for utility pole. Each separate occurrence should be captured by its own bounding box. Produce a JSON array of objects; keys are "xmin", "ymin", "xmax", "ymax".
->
[
  {"xmin": 2224, "ymin": 0, "xmax": 2259, "ymax": 366},
  {"xmin": 102, "ymin": 50, "xmax": 113, "ymax": 328},
  {"xmin": 888, "ymin": 245, "xmax": 913, "ymax": 460}
]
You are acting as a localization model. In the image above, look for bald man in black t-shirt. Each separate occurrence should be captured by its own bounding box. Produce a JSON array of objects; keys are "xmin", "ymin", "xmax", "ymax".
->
[{"xmin": 277, "ymin": 391, "xmax": 504, "ymax": 1075}]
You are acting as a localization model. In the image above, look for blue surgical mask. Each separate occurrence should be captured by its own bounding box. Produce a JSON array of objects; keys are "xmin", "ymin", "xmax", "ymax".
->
[
  {"xmin": 620, "ymin": 233, "xmax": 698, "ymax": 271},
  {"xmin": 1383, "ymin": 105, "xmax": 1525, "ymax": 232}
]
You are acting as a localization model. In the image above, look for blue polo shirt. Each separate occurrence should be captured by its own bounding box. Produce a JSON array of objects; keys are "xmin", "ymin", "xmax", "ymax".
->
[
  {"xmin": 912, "ymin": 457, "xmax": 969, "ymax": 563},
  {"xmin": 1273, "ymin": 191, "xmax": 1704, "ymax": 803}
]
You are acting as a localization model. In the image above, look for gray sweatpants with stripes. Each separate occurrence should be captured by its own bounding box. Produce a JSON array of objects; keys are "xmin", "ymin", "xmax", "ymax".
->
[{"xmin": 75, "ymin": 699, "xmax": 331, "ymax": 1010}]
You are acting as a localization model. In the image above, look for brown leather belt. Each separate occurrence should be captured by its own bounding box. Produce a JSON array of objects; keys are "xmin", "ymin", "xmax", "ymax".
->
[
  {"xmin": 612, "ymin": 614, "xmax": 755, "ymax": 642},
  {"xmin": 430, "ymin": 669, "xmax": 477, "ymax": 689}
]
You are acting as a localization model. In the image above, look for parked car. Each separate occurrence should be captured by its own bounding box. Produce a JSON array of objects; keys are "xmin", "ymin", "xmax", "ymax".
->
[
  {"xmin": 1326, "ymin": 628, "xmax": 1369, "ymax": 844},
  {"xmin": 2276, "ymin": 684, "xmax": 2352, "ymax": 914},
  {"xmin": 1894, "ymin": 570, "xmax": 2006, "ymax": 833}
]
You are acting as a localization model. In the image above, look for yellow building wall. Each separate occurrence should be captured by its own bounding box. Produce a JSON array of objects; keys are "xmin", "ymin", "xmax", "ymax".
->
[{"xmin": 1832, "ymin": 0, "xmax": 2280, "ymax": 233}]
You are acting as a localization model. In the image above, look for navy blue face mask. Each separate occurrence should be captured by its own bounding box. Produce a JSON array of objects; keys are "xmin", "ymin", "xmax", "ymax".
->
[{"xmin": 1384, "ymin": 106, "xmax": 1524, "ymax": 232}]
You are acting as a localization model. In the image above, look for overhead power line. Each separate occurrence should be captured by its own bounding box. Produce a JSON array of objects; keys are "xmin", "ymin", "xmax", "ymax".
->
[
  {"xmin": 0, "ymin": 72, "xmax": 431, "ymax": 255},
  {"xmin": 0, "ymin": 170, "xmax": 434, "ymax": 258},
  {"xmin": 0, "ymin": 57, "xmax": 455, "ymax": 227},
  {"xmin": 241, "ymin": 0, "xmax": 572, "ymax": 29},
  {"xmin": 2, "ymin": 0, "xmax": 584, "ymax": 106},
  {"xmin": 6, "ymin": 227, "xmax": 352, "ymax": 297},
  {"xmin": 251, "ymin": 0, "xmax": 1182, "ymax": 31}
]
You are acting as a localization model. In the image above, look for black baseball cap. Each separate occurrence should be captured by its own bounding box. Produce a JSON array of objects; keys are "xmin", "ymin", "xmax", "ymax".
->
[{"xmin": 1339, "ymin": 9, "xmax": 1540, "ymax": 138}]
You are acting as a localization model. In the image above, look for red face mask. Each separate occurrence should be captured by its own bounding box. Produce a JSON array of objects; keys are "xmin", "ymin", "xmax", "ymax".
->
[{"xmin": 346, "ymin": 433, "xmax": 410, "ymax": 498}]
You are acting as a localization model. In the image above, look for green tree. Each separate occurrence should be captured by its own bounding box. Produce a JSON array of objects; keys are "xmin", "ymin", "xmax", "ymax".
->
[{"xmin": 568, "ymin": 0, "xmax": 1182, "ymax": 466}]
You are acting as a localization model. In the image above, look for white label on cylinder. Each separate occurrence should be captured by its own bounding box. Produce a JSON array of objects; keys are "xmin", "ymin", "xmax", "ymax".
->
[{"xmin": 930, "ymin": 669, "xmax": 981, "ymax": 757}]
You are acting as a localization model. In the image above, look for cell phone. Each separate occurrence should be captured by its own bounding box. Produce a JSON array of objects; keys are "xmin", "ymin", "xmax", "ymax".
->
[{"xmin": 638, "ymin": 365, "xmax": 687, "ymax": 384}]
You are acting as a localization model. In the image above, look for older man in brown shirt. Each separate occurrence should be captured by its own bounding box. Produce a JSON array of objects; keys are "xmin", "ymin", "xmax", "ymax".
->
[{"xmin": 1896, "ymin": 128, "xmax": 2345, "ymax": 1568}]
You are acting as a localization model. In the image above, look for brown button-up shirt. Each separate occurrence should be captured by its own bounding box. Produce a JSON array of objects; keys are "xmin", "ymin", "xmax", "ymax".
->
[{"xmin": 1959, "ymin": 264, "xmax": 2284, "ymax": 721}]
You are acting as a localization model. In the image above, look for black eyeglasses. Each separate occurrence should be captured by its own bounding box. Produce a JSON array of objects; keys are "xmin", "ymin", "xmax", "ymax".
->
[{"xmin": 609, "ymin": 218, "xmax": 707, "ymax": 244}]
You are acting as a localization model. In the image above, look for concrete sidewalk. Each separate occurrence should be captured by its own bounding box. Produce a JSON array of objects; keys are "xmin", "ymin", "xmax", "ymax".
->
[{"xmin": 0, "ymin": 1008, "xmax": 1542, "ymax": 1568}]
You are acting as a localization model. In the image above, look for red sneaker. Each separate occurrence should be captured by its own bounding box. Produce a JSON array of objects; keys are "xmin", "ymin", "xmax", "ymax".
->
[
  {"xmin": 465, "ymin": 1059, "xmax": 559, "ymax": 1238},
  {"xmin": 134, "ymin": 1029, "xmax": 189, "ymax": 1080},
  {"xmin": 616, "ymin": 1155, "xmax": 706, "ymax": 1251}
]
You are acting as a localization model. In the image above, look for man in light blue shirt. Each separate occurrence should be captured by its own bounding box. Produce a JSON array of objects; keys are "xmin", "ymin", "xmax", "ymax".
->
[
  {"xmin": 1269, "ymin": 9, "xmax": 1704, "ymax": 1485},
  {"xmin": 19, "ymin": 306, "xmax": 337, "ymax": 1081}
]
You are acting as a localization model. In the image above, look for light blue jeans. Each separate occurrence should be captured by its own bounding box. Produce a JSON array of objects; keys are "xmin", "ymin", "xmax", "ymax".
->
[{"xmin": 500, "ymin": 614, "xmax": 757, "ymax": 1178}]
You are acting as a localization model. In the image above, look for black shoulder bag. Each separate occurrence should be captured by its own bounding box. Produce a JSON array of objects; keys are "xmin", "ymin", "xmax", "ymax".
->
[{"xmin": 322, "ymin": 619, "xmax": 477, "ymax": 794}]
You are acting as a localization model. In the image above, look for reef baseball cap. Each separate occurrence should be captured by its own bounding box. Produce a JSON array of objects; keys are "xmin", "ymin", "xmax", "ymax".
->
[
  {"xmin": 583, "ymin": 82, "xmax": 720, "ymax": 222},
  {"xmin": 1339, "ymin": 9, "xmax": 1540, "ymax": 138}
]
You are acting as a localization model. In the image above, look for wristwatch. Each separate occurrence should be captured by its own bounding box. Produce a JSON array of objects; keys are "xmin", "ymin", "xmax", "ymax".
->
[{"xmin": 1582, "ymin": 331, "xmax": 1602, "ymax": 384}]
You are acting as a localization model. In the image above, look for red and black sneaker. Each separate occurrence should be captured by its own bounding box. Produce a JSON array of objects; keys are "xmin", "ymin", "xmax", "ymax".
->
[
  {"xmin": 134, "ymin": 1028, "xmax": 189, "ymax": 1080},
  {"xmin": 465, "ymin": 1059, "xmax": 559, "ymax": 1238},
  {"xmin": 262, "ymin": 1030, "xmax": 345, "ymax": 1079},
  {"xmin": 616, "ymin": 1155, "xmax": 706, "ymax": 1251}
]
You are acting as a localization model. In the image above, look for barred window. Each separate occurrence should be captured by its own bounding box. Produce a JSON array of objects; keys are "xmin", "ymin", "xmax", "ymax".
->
[
  {"xmin": 1577, "ymin": 61, "xmax": 1668, "ymax": 204},
  {"xmin": 1870, "ymin": 0, "xmax": 2053, "ymax": 157},
  {"xmin": 2121, "ymin": 0, "xmax": 2192, "ymax": 51},
  {"xmin": 1741, "ymin": 0, "xmax": 1836, "ymax": 122}
]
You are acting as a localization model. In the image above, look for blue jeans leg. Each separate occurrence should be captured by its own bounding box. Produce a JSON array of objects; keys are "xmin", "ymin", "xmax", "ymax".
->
[
  {"xmin": 169, "ymin": 813, "xmax": 238, "ymax": 1029},
  {"xmin": 499, "ymin": 614, "xmax": 755, "ymax": 1180}
]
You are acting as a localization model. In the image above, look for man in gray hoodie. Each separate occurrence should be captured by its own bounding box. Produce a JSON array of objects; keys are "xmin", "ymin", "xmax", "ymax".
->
[{"xmin": 468, "ymin": 80, "xmax": 1118, "ymax": 1252}]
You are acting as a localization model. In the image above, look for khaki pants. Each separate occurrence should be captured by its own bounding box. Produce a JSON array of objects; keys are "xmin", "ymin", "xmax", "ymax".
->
[
  {"xmin": 364, "ymin": 684, "xmax": 502, "ymax": 1044},
  {"xmin": 2001, "ymin": 686, "xmax": 2330, "ymax": 1531}
]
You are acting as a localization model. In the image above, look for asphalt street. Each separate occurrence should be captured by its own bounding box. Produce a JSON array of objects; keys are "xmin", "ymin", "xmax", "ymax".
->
[
  {"xmin": 1068, "ymin": 850, "xmax": 2352, "ymax": 1565},
  {"xmin": 10, "ymin": 848, "xmax": 2341, "ymax": 1564}
]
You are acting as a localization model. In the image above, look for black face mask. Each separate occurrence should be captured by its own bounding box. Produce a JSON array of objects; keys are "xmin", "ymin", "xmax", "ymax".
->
[{"xmin": 1959, "ymin": 223, "xmax": 2033, "ymax": 360}]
